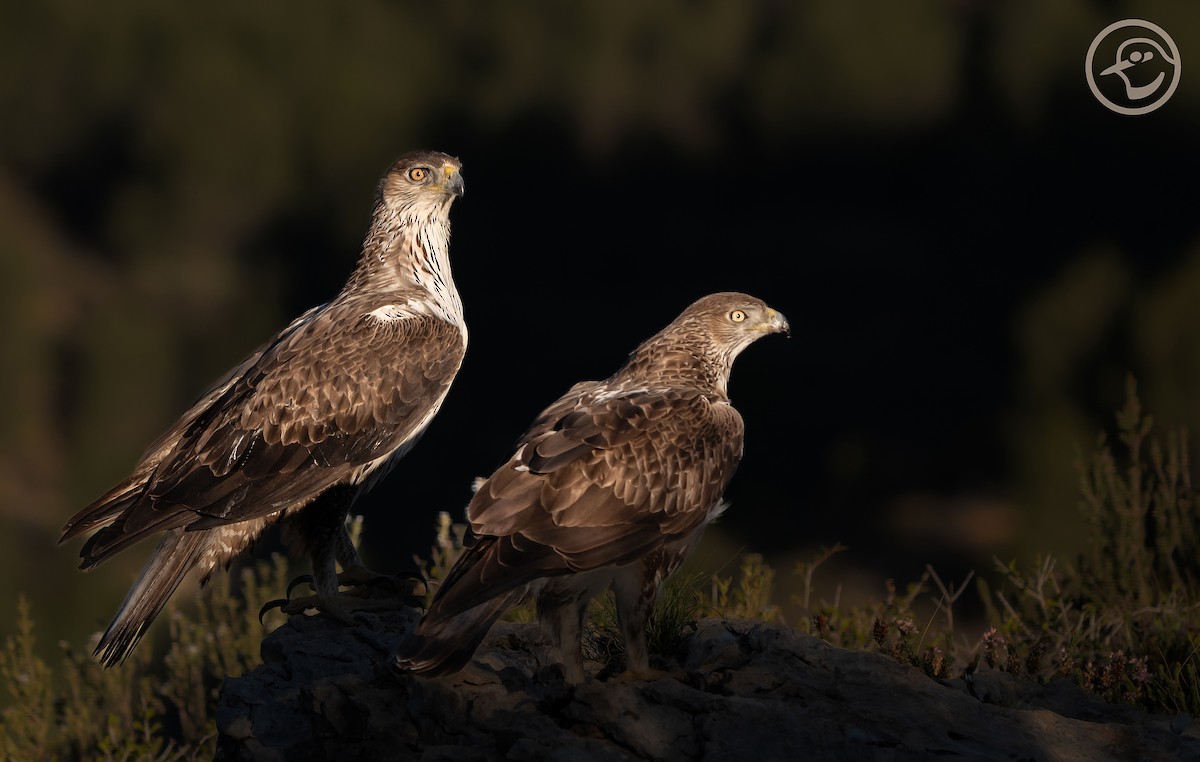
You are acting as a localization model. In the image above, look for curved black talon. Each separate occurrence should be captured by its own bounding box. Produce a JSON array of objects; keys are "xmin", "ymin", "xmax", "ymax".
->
[
  {"xmin": 286, "ymin": 574, "xmax": 315, "ymax": 598},
  {"xmin": 259, "ymin": 598, "xmax": 290, "ymax": 624}
]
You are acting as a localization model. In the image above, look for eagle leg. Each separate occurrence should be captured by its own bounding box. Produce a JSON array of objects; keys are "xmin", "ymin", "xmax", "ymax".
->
[
  {"xmin": 538, "ymin": 590, "xmax": 590, "ymax": 684},
  {"xmin": 325, "ymin": 519, "xmax": 425, "ymax": 596},
  {"xmin": 612, "ymin": 549, "xmax": 693, "ymax": 682},
  {"xmin": 331, "ymin": 524, "xmax": 425, "ymax": 594},
  {"xmin": 258, "ymin": 536, "xmax": 423, "ymax": 622},
  {"xmin": 258, "ymin": 586, "xmax": 424, "ymax": 621},
  {"xmin": 265, "ymin": 492, "xmax": 424, "ymax": 622},
  {"xmin": 613, "ymin": 568, "xmax": 654, "ymax": 678},
  {"xmin": 280, "ymin": 535, "xmax": 359, "ymax": 623}
]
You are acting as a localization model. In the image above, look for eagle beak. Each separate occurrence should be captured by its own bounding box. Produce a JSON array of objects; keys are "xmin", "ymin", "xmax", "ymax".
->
[
  {"xmin": 442, "ymin": 167, "xmax": 465, "ymax": 197},
  {"xmin": 764, "ymin": 308, "xmax": 791, "ymax": 338}
]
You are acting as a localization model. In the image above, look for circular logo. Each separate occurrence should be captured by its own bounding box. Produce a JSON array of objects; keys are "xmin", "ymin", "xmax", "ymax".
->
[{"xmin": 1085, "ymin": 19, "xmax": 1181, "ymax": 115}]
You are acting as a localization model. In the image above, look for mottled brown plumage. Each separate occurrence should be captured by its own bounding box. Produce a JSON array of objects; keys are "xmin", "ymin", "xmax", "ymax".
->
[
  {"xmin": 61, "ymin": 150, "xmax": 467, "ymax": 668},
  {"xmin": 393, "ymin": 292, "xmax": 788, "ymax": 682}
]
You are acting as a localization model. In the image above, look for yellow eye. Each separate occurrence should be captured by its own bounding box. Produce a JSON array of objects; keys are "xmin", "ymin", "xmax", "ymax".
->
[
  {"xmin": 408, "ymin": 167, "xmax": 428, "ymax": 182},
  {"xmin": 730, "ymin": 310, "xmax": 746, "ymax": 323}
]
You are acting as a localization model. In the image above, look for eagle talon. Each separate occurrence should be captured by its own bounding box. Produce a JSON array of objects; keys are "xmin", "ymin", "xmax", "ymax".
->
[
  {"xmin": 258, "ymin": 598, "xmax": 292, "ymax": 624},
  {"xmin": 286, "ymin": 574, "xmax": 316, "ymax": 598},
  {"xmin": 258, "ymin": 593, "xmax": 336, "ymax": 622}
]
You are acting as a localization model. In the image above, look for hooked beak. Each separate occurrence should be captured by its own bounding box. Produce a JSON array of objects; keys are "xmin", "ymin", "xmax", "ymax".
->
[
  {"xmin": 765, "ymin": 308, "xmax": 791, "ymax": 338},
  {"xmin": 442, "ymin": 166, "xmax": 465, "ymax": 197}
]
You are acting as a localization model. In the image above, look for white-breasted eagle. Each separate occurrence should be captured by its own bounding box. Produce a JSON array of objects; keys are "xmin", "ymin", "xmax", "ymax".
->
[{"xmin": 61, "ymin": 150, "xmax": 467, "ymax": 668}]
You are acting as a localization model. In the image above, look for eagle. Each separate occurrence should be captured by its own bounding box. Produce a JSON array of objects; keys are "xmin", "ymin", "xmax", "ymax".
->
[
  {"xmin": 60, "ymin": 150, "xmax": 467, "ymax": 668},
  {"xmin": 393, "ymin": 292, "xmax": 788, "ymax": 683}
]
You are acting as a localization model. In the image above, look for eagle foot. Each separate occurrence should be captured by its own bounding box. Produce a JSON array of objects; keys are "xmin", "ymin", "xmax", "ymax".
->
[
  {"xmin": 259, "ymin": 566, "xmax": 426, "ymax": 624},
  {"xmin": 283, "ymin": 567, "xmax": 426, "ymax": 598},
  {"xmin": 257, "ymin": 594, "xmax": 357, "ymax": 625},
  {"xmin": 257, "ymin": 586, "xmax": 424, "ymax": 625}
]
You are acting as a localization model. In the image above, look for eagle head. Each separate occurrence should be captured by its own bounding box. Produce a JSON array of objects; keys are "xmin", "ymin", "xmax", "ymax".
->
[{"xmin": 379, "ymin": 150, "xmax": 464, "ymax": 217}]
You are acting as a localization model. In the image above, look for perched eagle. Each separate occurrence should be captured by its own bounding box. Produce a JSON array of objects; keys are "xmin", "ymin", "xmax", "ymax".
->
[
  {"xmin": 393, "ymin": 292, "xmax": 788, "ymax": 682},
  {"xmin": 61, "ymin": 150, "xmax": 467, "ymax": 668}
]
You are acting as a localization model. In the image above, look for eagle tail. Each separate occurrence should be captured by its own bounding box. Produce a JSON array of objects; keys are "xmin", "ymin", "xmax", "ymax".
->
[
  {"xmin": 60, "ymin": 476, "xmax": 144, "ymax": 543},
  {"xmin": 93, "ymin": 528, "xmax": 207, "ymax": 669},
  {"xmin": 392, "ymin": 586, "xmax": 526, "ymax": 676}
]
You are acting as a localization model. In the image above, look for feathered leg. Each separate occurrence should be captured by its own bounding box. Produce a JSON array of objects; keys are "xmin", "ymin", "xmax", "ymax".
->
[
  {"xmin": 612, "ymin": 566, "xmax": 657, "ymax": 677},
  {"xmin": 330, "ymin": 522, "xmax": 422, "ymax": 597},
  {"xmin": 538, "ymin": 590, "xmax": 590, "ymax": 684},
  {"xmin": 261, "ymin": 486, "xmax": 356, "ymax": 621},
  {"xmin": 612, "ymin": 546, "xmax": 691, "ymax": 680},
  {"xmin": 262, "ymin": 486, "xmax": 420, "ymax": 620}
]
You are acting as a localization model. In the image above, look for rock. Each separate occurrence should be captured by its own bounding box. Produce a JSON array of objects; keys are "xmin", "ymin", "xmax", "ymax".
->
[{"xmin": 215, "ymin": 610, "xmax": 1200, "ymax": 761}]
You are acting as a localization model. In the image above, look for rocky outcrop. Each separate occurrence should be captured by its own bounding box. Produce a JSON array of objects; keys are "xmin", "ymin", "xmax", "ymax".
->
[{"xmin": 215, "ymin": 608, "xmax": 1200, "ymax": 761}]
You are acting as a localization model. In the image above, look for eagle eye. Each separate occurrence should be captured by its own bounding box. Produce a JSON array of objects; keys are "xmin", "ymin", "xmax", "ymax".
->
[
  {"xmin": 407, "ymin": 167, "xmax": 429, "ymax": 182},
  {"xmin": 730, "ymin": 310, "xmax": 747, "ymax": 323}
]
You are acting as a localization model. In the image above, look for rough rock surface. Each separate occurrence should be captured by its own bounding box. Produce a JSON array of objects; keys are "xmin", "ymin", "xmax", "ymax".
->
[{"xmin": 215, "ymin": 608, "xmax": 1200, "ymax": 761}]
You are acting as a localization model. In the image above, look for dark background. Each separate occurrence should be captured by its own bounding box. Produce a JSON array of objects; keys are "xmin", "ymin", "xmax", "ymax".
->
[{"xmin": 4, "ymin": 1, "xmax": 1200, "ymax": 651}]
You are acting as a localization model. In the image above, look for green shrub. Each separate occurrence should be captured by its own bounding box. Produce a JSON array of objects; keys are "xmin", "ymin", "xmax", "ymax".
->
[
  {"xmin": 976, "ymin": 376, "xmax": 1200, "ymax": 712},
  {"xmin": 0, "ymin": 554, "xmax": 290, "ymax": 761}
]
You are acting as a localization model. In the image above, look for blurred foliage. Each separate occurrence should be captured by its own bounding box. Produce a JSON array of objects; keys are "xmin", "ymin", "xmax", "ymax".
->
[
  {"xmin": 709, "ymin": 552, "xmax": 781, "ymax": 623},
  {"xmin": 0, "ymin": 555, "xmax": 288, "ymax": 761},
  {"xmin": 1008, "ymin": 239, "xmax": 1200, "ymax": 561},
  {"xmin": 980, "ymin": 378, "xmax": 1200, "ymax": 713},
  {"xmin": 792, "ymin": 380, "xmax": 1200, "ymax": 713}
]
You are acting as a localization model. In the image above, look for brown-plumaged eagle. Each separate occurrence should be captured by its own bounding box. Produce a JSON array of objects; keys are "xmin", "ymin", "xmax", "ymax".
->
[
  {"xmin": 392, "ymin": 292, "xmax": 788, "ymax": 682},
  {"xmin": 61, "ymin": 150, "xmax": 467, "ymax": 668}
]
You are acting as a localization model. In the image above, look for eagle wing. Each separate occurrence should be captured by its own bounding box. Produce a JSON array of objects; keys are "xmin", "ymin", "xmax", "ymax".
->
[
  {"xmin": 431, "ymin": 383, "xmax": 744, "ymax": 617},
  {"xmin": 60, "ymin": 305, "xmax": 324, "ymax": 542},
  {"xmin": 70, "ymin": 297, "xmax": 465, "ymax": 566}
]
